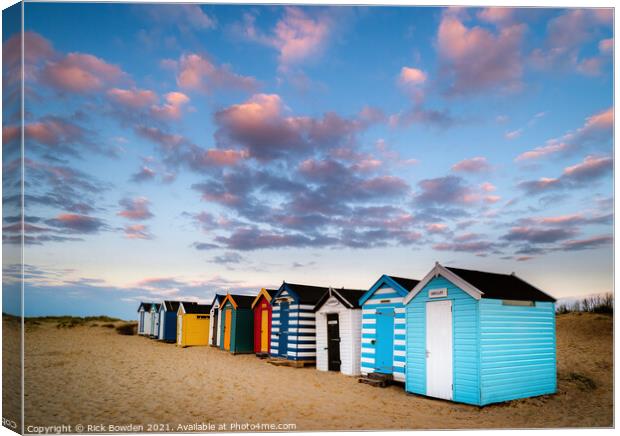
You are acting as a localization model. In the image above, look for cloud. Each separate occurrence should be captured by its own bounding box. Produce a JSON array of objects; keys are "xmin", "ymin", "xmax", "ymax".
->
[
  {"xmin": 210, "ymin": 252, "xmax": 245, "ymax": 264},
  {"xmin": 214, "ymin": 227, "xmax": 337, "ymax": 251},
  {"xmin": 239, "ymin": 7, "xmax": 334, "ymax": 70},
  {"xmin": 561, "ymin": 235, "xmax": 612, "ymax": 251},
  {"xmin": 41, "ymin": 52, "xmax": 124, "ymax": 93},
  {"xmin": 124, "ymin": 224, "xmax": 153, "ymax": 240},
  {"xmin": 451, "ymin": 156, "xmax": 491, "ymax": 173},
  {"xmin": 519, "ymin": 155, "xmax": 612, "ymax": 195},
  {"xmin": 529, "ymin": 9, "xmax": 612, "ymax": 76},
  {"xmin": 214, "ymin": 93, "xmax": 380, "ymax": 161},
  {"xmin": 130, "ymin": 166, "xmax": 157, "ymax": 183},
  {"xmin": 150, "ymin": 91, "xmax": 190, "ymax": 120},
  {"xmin": 502, "ymin": 226, "xmax": 578, "ymax": 243},
  {"xmin": 192, "ymin": 241, "xmax": 221, "ymax": 250},
  {"xmin": 107, "ymin": 87, "xmax": 158, "ymax": 108},
  {"xmin": 433, "ymin": 240, "xmax": 498, "ymax": 253},
  {"xmin": 437, "ymin": 12, "xmax": 525, "ymax": 95},
  {"xmin": 141, "ymin": 4, "xmax": 217, "ymax": 31},
  {"xmin": 504, "ymin": 128, "xmax": 523, "ymax": 140},
  {"xmin": 117, "ymin": 197, "xmax": 154, "ymax": 221},
  {"xmin": 599, "ymin": 38, "xmax": 613, "ymax": 54},
  {"xmin": 426, "ymin": 223, "xmax": 449, "ymax": 234},
  {"xmin": 45, "ymin": 213, "xmax": 106, "ymax": 234},
  {"xmin": 415, "ymin": 175, "xmax": 478, "ymax": 206},
  {"xmin": 516, "ymin": 107, "xmax": 613, "ymax": 161},
  {"xmin": 389, "ymin": 106, "xmax": 456, "ymax": 129},
  {"xmin": 172, "ymin": 53, "xmax": 258, "ymax": 93}
]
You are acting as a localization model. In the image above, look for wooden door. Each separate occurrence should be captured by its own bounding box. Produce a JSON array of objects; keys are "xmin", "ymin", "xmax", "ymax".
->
[
  {"xmin": 375, "ymin": 308, "xmax": 394, "ymax": 373},
  {"xmin": 327, "ymin": 313, "xmax": 341, "ymax": 371},
  {"xmin": 211, "ymin": 309, "xmax": 219, "ymax": 345},
  {"xmin": 426, "ymin": 300, "xmax": 453, "ymax": 400},
  {"xmin": 224, "ymin": 308, "xmax": 232, "ymax": 350},
  {"xmin": 261, "ymin": 309, "xmax": 269, "ymax": 352},
  {"xmin": 278, "ymin": 302, "xmax": 289, "ymax": 357}
]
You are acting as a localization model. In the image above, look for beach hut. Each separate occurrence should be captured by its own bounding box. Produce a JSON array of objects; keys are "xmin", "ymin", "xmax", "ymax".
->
[
  {"xmin": 251, "ymin": 288, "xmax": 278, "ymax": 355},
  {"xmin": 208, "ymin": 294, "xmax": 225, "ymax": 347},
  {"xmin": 137, "ymin": 302, "xmax": 153, "ymax": 335},
  {"xmin": 219, "ymin": 294, "xmax": 256, "ymax": 354},
  {"xmin": 314, "ymin": 287, "xmax": 366, "ymax": 376},
  {"xmin": 270, "ymin": 283, "xmax": 330, "ymax": 363},
  {"xmin": 403, "ymin": 262, "xmax": 557, "ymax": 405},
  {"xmin": 358, "ymin": 275, "xmax": 420, "ymax": 382},
  {"xmin": 158, "ymin": 301, "xmax": 196, "ymax": 342},
  {"xmin": 149, "ymin": 303, "xmax": 161, "ymax": 337},
  {"xmin": 176, "ymin": 303, "xmax": 212, "ymax": 347}
]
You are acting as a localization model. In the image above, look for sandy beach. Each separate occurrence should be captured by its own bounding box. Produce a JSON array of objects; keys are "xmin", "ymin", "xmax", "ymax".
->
[{"xmin": 13, "ymin": 312, "xmax": 612, "ymax": 432}]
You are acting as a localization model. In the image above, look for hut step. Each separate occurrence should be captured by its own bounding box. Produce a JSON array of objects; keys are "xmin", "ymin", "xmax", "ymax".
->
[
  {"xmin": 358, "ymin": 373, "xmax": 393, "ymax": 387},
  {"xmin": 266, "ymin": 358, "xmax": 315, "ymax": 368}
]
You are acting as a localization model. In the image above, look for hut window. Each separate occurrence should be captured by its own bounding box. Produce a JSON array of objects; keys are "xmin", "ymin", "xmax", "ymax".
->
[{"xmin": 502, "ymin": 300, "xmax": 535, "ymax": 307}]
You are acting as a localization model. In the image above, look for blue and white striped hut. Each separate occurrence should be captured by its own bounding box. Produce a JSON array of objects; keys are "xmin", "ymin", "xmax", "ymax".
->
[
  {"xmin": 358, "ymin": 275, "xmax": 419, "ymax": 382},
  {"xmin": 270, "ymin": 282, "xmax": 329, "ymax": 362},
  {"xmin": 403, "ymin": 262, "xmax": 557, "ymax": 405}
]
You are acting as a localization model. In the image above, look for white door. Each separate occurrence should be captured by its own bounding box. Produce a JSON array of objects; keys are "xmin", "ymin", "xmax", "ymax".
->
[{"xmin": 426, "ymin": 300, "xmax": 453, "ymax": 400}]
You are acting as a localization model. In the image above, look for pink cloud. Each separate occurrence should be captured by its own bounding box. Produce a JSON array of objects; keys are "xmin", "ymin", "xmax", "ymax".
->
[
  {"xmin": 117, "ymin": 197, "xmax": 154, "ymax": 221},
  {"xmin": 240, "ymin": 7, "xmax": 333, "ymax": 70},
  {"xmin": 124, "ymin": 224, "xmax": 153, "ymax": 240},
  {"xmin": 516, "ymin": 107, "xmax": 613, "ymax": 161},
  {"xmin": 476, "ymin": 7, "xmax": 515, "ymax": 25},
  {"xmin": 437, "ymin": 13, "xmax": 525, "ymax": 95},
  {"xmin": 41, "ymin": 52, "xmax": 124, "ymax": 93},
  {"xmin": 175, "ymin": 53, "xmax": 257, "ymax": 93},
  {"xmin": 399, "ymin": 66, "xmax": 427, "ymax": 85},
  {"xmin": 480, "ymin": 182, "xmax": 496, "ymax": 192},
  {"xmin": 562, "ymin": 155, "xmax": 613, "ymax": 181},
  {"xmin": 107, "ymin": 87, "xmax": 158, "ymax": 108},
  {"xmin": 451, "ymin": 156, "xmax": 491, "ymax": 173},
  {"xmin": 426, "ymin": 223, "xmax": 449, "ymax": 233},
  {"xmin": 201, "ymin": 149, "xmax": 248, "ymax": 166},
  {"xmin": 530, "ymin": 9, "xmax": 612, "ymax": 76},
  {"xmin": 599, "ymin": 38, "xmax": 613, "ymax": 54},
  {"xmin": 151, "ymin": 91, "xmax": 190, "ymax": 120},
  {"xmin": 484, "ymin": 195, "xmax": 502, "ymax": 204},
  {"xmin": 504, "ymin": 128, "xmax": 523, "ymax": 140}
]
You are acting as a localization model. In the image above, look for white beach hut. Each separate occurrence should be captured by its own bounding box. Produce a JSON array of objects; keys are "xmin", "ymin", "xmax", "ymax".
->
[
  {"xmin": 209, "ymin": 294, "xmax": 225, "ymax": 347},
  {"xmin": 137, "ymin": 302, "xmax": 154, "ymax": 335},
  {"xmin": 313, "ymin": 288, "xmax": 366, "ymax": 376}
]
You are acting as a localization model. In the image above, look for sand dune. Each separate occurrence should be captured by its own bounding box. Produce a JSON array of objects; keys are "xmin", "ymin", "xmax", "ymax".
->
[{"xmin": 11, "ymin": 312, "xmax": 612, "ymax": 431}]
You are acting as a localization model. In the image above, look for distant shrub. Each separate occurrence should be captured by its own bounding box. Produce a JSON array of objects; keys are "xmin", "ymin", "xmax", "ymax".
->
[
  {"xmin": 101, "ymin": 323, "xmax": 116, "ymax": 328},
  {"xmin": 557, "ymin": 293, "xmax": 613, "ymax": 314},
  {"xmin": 57, "ymin": 318, "xmax": 85, "ymax": 329},
  {"xmin": 116, "ymin": 322, "xmax": 138, "ymax": 335}
]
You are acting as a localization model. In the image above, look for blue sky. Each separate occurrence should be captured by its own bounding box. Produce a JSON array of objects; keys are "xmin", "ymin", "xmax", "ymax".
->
[{"xmin": 2, "ymin": 4, "xmax": 613, "ymax": 320}]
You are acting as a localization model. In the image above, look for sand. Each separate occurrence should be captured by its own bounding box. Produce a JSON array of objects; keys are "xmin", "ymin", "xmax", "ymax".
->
[{"xmin": 12, "ymin": 312, "xmax": 613, "ymax": 432}]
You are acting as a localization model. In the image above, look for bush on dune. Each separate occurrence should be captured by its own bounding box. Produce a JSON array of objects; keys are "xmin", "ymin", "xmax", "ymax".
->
[
  {"xmin": 557, "ymin": 293, "xmax": 613, "ymax": 315},
  {"xmin": 116, "ymin": 322, "xmax": 138, "ymax": 335}
]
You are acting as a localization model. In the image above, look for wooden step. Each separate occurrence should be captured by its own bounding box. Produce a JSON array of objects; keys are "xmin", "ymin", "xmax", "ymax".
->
[
  {"xmin": 266, "ymin": 358, "xmax": 315, "ymax": 368},
  {"xmin": 358, "ymin": 377, "xmax": 389, "ymax": 388},
  {"xmin": 367, "ymin": 372, "xmax": 393, "ymax": 381}
]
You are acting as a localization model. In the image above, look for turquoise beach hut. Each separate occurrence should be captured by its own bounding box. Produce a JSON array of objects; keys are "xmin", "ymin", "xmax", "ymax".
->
[
  {"xmin": 358, "ymin": 275, "xmax": 420, "ymax": 382},
  {"xmin": 403, "ymin": 262, "xmax": 557, "ymax": 406}
]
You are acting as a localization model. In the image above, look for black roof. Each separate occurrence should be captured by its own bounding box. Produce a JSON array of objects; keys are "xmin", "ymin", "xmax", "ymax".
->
[
  {"xmin": 162, "ymin": 301, "xmax": 196, "ymax": 312},
  {"xmin": 388, "ymin": 276, "xmax": 420, "ymax": 291},
  {"xmin": 282, "ymin": 283, "xmax": 330, "ymax": 304},
  {"xmin": 445, "ymin": 267, "xmax": 556, "ymax": 302},
  {"xmin": 184, "ymin": 304, "xmax": 212, "ymax": 314},
  {"xmin": 265, "ymin": 289, "xmax": 278, "ymax": 298},
  {"xmin": 315, "ymin": 288, "xmax": 366, "ymax": 310},
  {"xmin": 211, "ymin": 294, "xmax": 225, "ymax": 306},
  {"xmin": 137, "ymin": 302, "xmax": 154, "ymax": 312},
  {"xmin": 228, "ymin": 294, "xmax": 256, "ymax": 309},
  {"xmin": 151, "ymin": 303, "xmax": 161, "ymax": 311}
]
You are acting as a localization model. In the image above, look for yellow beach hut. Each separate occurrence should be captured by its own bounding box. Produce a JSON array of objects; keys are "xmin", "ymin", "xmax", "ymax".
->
[{"xmin": 176, "ymin": 302, "xmax": 212, "ymax": 347}]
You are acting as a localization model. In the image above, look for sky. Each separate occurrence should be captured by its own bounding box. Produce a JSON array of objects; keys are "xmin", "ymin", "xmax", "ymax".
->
[{"xmin": 1, "ymin": 3, "xmax": 614, "ymax": 320}]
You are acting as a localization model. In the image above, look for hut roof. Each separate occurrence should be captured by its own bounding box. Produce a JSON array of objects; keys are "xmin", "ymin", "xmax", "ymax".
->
[
  {"xmin": 387, "ymin": 276, "xmax": 420, "ymax": 291},
  {"xmin": 445, "ymin": 267, "xmax": 556, "ymax": 302},
  {"xmin": 137, "ymin": 302, "xmax": 154, "ymax": 312},
  {"xmin": 251, "ymin": 288, "xmax": 279, "ymax": 309},
  {"xmin": 162, "ymin": 301, "xmax": 196, "ymax": 312},
  {"xmin": 184, "ymin": 304, "xmax": 212, "ymax": 314},
  {"xmin": 314, "ymin": 288, "xmax": 366, "ymax": 310},
  {"xmin": 281, "ymin": 283, "xmax": 330, "ymax": 304},
  {"xmin": 223, "ymin": 294, "xmax": 256, "ymax": 309}
]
